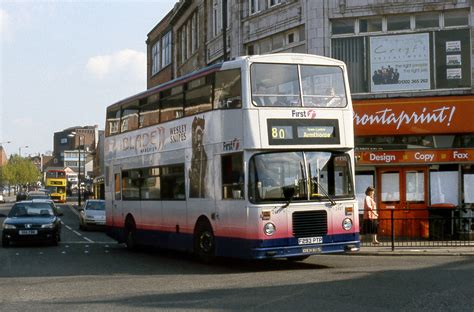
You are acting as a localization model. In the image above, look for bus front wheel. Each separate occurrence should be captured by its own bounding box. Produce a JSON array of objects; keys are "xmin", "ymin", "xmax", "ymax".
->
[{"xmin": 194, "ymin": 221, "xmax": 215, "ymax": 263}]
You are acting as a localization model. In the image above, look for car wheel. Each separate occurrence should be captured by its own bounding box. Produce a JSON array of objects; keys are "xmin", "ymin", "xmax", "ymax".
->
[
  {"xmin": 52, "ymin": 232, "xmax": 60, "ymax": 246},
  {"xmin": 194, "ymin": 220, "xmax": 215, "ymax": 263},
  {"xmin": 2, "ymin": 235, "xmax": 9, "ymax": 248}
]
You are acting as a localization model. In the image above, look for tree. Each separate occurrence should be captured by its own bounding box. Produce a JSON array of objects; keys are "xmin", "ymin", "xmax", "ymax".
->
[{"xmin": 2, "ymin": 155, "xmax": 40, "ymax": 191}]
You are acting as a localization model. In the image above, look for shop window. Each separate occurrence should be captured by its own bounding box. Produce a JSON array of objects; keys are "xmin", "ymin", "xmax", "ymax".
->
[
  {"xmin": 222, "ymin": 153, "xmax": 244, "ymax": 200},
  {"xmin": 381, "ymin": 172, "xmax": 400, "ymax": 202},
  {"xmin": 214, "ymin": 69, "xmax": 242, "ymax": 109},
  {"xmin": 332, "ymin": 19, "xmax": 355, "ymax": 35},
  {"xmin": 444, "ymin": 10, "xmax": 469, "ymax": 27},
  {"xmin": 415, "ymin": 12, "xmax": 439, "ymax": 29},
  {"xmin": 387, "ymin": 15, "xmax": 411, "ymax": 31},
  {"xmin": 355, "ymin": 172, "xmax": 375, "ymax": 215},
  {"xmin": 406, "ymin": 171, "xmax": 424, "ymax": 203},
  {"xmin": 430, "ymin": 168, "xmax": 458, "ymax": 206},
  {"xmin": 462, "ymin": 166, "xmax": 474, "ymax": 206},
  {"xmin": 359, "ymin": 17, "xmax": 382, "ymax": 33}
]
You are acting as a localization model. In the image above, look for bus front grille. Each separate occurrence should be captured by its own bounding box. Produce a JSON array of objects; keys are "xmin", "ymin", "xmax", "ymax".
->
[{"xmin": 292, "ymin": 210, "xmax": 328, "ymax": 238}]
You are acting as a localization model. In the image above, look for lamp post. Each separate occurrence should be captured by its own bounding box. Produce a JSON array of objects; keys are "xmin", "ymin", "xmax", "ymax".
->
[
  {"xmin": 19, "ymin": 145, "xmax": 29, "ymax": 157},
  {"xmin": 69, "ymin": 132, "xmax": 84, "ymax": 206}
]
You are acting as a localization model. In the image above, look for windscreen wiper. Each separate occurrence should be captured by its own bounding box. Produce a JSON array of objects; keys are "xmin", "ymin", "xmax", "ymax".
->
[
  {"xmin": 312, "ymin": 178, "xmax": 337, "ymax": 206},
  {"xmin": 308, "ymin": 163, "xmax": 337, "ymax": 206}
]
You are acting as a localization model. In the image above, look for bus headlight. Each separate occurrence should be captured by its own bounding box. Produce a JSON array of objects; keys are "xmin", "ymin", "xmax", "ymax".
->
[
  {"xmin": 342, "ymin": 218, "xmax": 353, "ymax": 231},
  {"xmin": 264, "ymin": 222, "xmax": 276, "ymax": 236}
]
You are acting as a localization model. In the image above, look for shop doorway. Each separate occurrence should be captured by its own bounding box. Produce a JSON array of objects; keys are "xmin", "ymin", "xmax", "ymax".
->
[{"xmin": 376, "ymin": 167, "xmax": 429, "ymax": 239}]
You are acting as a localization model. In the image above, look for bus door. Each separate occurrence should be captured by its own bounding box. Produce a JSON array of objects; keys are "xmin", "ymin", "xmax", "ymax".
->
[
  {"xmin": 377, "ymin": 167, "xmax": 429, "ymax": 239},
  {"xmin": 111, "ymin": 167, "xmax": 123, "ymax": 229}
]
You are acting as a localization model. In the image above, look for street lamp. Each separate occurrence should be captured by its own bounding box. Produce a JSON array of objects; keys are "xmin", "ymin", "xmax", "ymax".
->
[
  {"xmin": 68, "ymin": 132, "xmax": 84, "ymax": 206},
  {"xmin": 19, "ymin": 145, "xmax": 29, "ymax": 157}
]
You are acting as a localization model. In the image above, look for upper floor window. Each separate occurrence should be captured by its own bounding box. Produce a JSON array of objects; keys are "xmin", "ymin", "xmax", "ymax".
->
[
  {"xmin": 444, "ymin": 10, "xmax": 469, "ymax": 27},
  {"xmin": 151, "ymin": 30, "xmax": 171, "ymax": 76},
  {"xmin": 331, "ymin": 10, "xmax": 471, "ymax": 94},
  {"xmin": 249, "ymin": 0, "xmax": 260, "ymax": 15},
  {"xmin": 268, "ymin": 0, "xmax": 282, "ymax": 7},
  {"xmin": 151, "ymin": 41, "xmax": 160, "ymax": 76},
  {"xmin": 387, "ymin": 15, "xmax": 411, "ymax": 31},
  {"xmin": 415, "ymin": 12, "xmax": 439, "ymax": 29},
  {"xmin": 161, "ymin": 31, "xmax": 172, "ymax": 68}
]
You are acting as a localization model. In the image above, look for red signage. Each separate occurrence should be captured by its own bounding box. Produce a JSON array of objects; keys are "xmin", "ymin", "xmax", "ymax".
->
[
  {"xmin": 353, "ymin": 95, "xmax": 474, "ymax": 135},
  {"xmin": 356, "ymin": 149, "xmax": 474, "ymax": 165}
]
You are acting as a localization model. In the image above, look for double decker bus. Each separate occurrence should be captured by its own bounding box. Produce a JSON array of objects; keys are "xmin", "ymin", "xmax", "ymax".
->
[
  {"xmin": 45, "ymin": 170, "xmax": 67, "ymax": 203},
  {"xmin": 104, "ymin": 53, "xmax": 359, "ymax": 261}
]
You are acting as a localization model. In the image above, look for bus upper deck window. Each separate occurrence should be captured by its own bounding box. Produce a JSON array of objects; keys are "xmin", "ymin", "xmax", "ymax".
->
[
  {"xmin": 251, "ymin": 63, "xmax": 300, "ymax": 107},
  {"xmin": 106, "ymin": 108, "xmax": 121, "ymax": 136},
  {"xmin": 300, "ymin": 65, "xmax": 347, "ymax": 108},
  {"xmin": 214, "ymin": 69, "xmax": 242, "ymax": 109}
]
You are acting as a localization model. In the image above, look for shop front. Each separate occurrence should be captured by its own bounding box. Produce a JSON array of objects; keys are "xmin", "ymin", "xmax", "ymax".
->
[{"xmin": 353, "ymin": 95, "xmax": 474, "ymax": 240}]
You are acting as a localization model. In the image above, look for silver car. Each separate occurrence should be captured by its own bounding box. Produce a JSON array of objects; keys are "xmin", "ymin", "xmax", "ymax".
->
[{"xmin": 79, "ymin": 200, "xmax": 105, "ymax": 230}]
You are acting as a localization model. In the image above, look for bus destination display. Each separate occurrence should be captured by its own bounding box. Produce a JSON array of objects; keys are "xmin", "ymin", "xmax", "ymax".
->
[{"xmin": 267, "ymin": 119, "xmax": 340, "ymax": 145}]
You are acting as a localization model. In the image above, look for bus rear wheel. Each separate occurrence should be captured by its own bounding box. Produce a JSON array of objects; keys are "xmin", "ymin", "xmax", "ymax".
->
[
  {"xmin": 194, "ymin": 221, "xmax": 215, "ymax": 263},
  {"xmin": 125, "ymin": 220, "xmax": 138, "ymax": 251}
]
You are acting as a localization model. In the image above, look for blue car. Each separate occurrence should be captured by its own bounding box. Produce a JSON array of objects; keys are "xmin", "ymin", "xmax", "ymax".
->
[{"xmin": 2, "ymin": 201, "xmax": 62, "ymax": 247}]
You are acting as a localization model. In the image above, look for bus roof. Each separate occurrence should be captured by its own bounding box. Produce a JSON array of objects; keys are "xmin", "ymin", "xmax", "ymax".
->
[{"xmin": 106, "ymin": 53, "xmax": 346, "ymax": 111}]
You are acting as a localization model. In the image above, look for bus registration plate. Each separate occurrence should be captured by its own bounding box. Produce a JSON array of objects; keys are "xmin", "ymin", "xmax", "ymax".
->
[{"xmin": 298, "ymin": 237, "xmax": 323, "ymax": 245}]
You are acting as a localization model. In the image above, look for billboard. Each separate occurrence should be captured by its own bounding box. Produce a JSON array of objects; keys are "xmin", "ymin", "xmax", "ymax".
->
[{"xmin": 370, "ymin": 33, "xmax": 430, "ymax": 92}]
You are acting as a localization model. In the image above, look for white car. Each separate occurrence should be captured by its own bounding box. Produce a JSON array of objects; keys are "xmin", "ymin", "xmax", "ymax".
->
[
  {"xmin": 0, "ymin": 194, "xmax": 4, "ymax": 203},
  {"xmin": 79, "ymin": 200, "xmax": 105, "ymax": 230}
]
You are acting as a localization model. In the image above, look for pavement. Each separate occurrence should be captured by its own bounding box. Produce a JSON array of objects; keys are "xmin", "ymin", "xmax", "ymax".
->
[{"xmin": 3, "ymin": 195, "xmax": 474, "ymax": 256}]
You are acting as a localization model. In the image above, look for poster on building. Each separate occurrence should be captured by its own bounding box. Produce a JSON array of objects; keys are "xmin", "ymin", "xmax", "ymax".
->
[
  {"xmin": 446, "ymin": 41, "xmax": 461, "ymax": 52},
  {"xmin": 446, "ymin": 54, "xmax": 461, "ymax": 66},
  {"xmin": 447, "ymin": 68, "xmax": 462, "ymax": 80},
  {"xmin": 370, "ymin": 33, "xmax": 430, "ymax": 92}
]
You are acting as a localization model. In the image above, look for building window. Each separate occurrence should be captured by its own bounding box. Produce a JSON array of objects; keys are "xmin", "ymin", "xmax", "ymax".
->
[
  {"xmin": 415, "ymin": 12, "xmax": 439, "ymax": 29},
  {"xmin": 332, "ymin": 19, "xmax": 355, "ymax": 35},
  {"xmin": 249, "ymin": 0, "xmax": 259, "ymax": 15},
  {"xmin": 191, "ymin": 13, "xmax": 198, "ymax": 53},
  {"xmin": 332, "ymin": 11, "xmax": 471, "ymax": 94},
  {"xmin": 213, "ymin": 0, "xmax": 220, "ymax": 37},
  {"xmin": 287, "ymin": 33, "xmax": 295, "ymax": 44},
  {"xmin": 444, "ymin": 10, "xmax": 469, "ymax": 27},
  {"xmin": 359, "ymin": 17, "xmax": 382, "ymax": 33},
  {"xmin": 60, "ymin": 138, "xmax": 68, "ymax": 144},
  {"xmin": 247, "ymin": 44, "xmax": 255, "ymax": 55},
  {"xmin": 161, "ymin": 31, "xmax": 172, "ymax": 68},
  {"xmin": 151, "ymin": 40, "xmax": 160, "ymax": 75},
  {"xmin": 387, "ymin": 15, "xmax": 411, "ymax": 31},
  {"xmin": 268, "ymin": 0, "xmax": 282, "ymax": 8}
]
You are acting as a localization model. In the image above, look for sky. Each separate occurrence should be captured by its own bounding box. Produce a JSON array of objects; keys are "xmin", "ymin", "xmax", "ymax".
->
[{"xmin": 0, "ymin": 0, "xmax": 177, "ymax": 157}]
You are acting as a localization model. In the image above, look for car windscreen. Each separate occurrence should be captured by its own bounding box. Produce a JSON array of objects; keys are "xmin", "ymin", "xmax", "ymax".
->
[
  {"xmin": 9, "ymin": 203, "xmax": 54, "ymax": 217},
  {"xmin": 86, "ymin": 201, "xmax": 105, "ymax": 210},
  {"xmin": 27, "ymin": 194, "xmax": 50, "ymax": 200}
]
